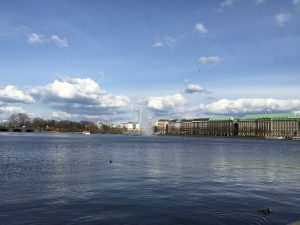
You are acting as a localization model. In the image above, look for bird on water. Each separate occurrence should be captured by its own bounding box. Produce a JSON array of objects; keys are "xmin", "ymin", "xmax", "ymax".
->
[
  {"xmin": 109, "ymin": 160, "xmax": 112, "ymax": 163},
  {"xmin": 257, "ymin": 208, "xmax": 271, "ymax": 215}
]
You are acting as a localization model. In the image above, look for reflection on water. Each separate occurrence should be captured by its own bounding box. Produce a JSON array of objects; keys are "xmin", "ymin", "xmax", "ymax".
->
[{"xmin": 0, "ymin": 133, "xmax": 300, "ymax": 225}]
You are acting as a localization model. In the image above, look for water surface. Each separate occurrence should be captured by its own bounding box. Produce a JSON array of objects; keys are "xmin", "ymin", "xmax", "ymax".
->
[{"xmin": 0, "ymin": 133, "xmax": 300, "ymax": 225}]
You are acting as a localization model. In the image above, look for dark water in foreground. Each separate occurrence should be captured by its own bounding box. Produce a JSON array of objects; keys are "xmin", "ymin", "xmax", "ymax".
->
[{"xmin": 0, "ymin": 133, "xmax": 300, "ymax": 225}]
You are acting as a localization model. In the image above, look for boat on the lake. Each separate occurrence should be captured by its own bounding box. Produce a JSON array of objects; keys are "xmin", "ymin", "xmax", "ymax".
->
[
  {"xmin": 264, "ymin": 136, "xmax": 284, "ymax": 140},
  {"xmin": 82, "ymin": 131, "xmax": 91, "ymax": 135}
]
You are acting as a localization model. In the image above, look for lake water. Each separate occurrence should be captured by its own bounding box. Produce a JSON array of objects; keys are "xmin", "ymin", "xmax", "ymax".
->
[{"xmin": 0, "ymin": 133, "xmax": 300, "ymax": 225}]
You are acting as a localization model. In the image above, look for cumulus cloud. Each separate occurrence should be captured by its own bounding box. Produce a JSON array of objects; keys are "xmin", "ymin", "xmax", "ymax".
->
[
  {"xmin": 27, "ymin": 33, "xmax": 44, "ymax": 45},
  {"xmin": 29, "ymin": 77, "xmax": 130, "ymax": 116},
  {"xmin": 52, "ymin": 111, "xmax": 73, "ymax": 119},
  {"xmin": 50, "ymin": 35, "xmax": 69, "ymax": 48},
  {"xmin": 275, "ymin": 13, "xmax": 290, "ymax": 26},
  {"xmin": 195, "ymin": 23, "xmax": 208, "ymax": 34},
  {"xmin": 0, "ymin": 85, "xmax": 34, "ymax": 103},
  {"xmin": 147, "ymin": 93, "xmax": 186, "ymax": 111},
  {"xmin": 52, "ymin": 111, "xmax": 128, "ymax": 121},
  {"xmin": 0, "ymin": 105, "xmax": 26, "ymax": 115},
  {"xmin": 196, "ymin": 98, "xmax": 300, "ymax": 114},
  {"xmin": 198, "ymin": 56, "xmax": 222, "ymax": 65},
  {"xmin": 185, "ymin": 84, "xmax": 207, "ymax": 94}
]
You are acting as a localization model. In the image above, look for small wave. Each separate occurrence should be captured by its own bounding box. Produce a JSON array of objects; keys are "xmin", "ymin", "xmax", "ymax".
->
[{"xmin": 196, "ymin": 209, "xmax": 271, "ymax": 225}]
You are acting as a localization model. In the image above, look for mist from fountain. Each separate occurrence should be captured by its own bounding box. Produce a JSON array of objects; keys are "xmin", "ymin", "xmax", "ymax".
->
[{"xmin": 138, "ymin": 100, "xmax": 154, "ymax": 136}]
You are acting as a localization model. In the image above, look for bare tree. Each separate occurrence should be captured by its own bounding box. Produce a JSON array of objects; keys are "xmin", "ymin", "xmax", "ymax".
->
[{"xmin": 8, "ymin": 113, "xmax": 31, "ymax": 128}]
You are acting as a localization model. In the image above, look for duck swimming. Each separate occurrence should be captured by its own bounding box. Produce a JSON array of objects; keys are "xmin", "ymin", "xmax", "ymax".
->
[{"xmin": 257, "ymin": 208, "xmax": 271, "ymax": 215}]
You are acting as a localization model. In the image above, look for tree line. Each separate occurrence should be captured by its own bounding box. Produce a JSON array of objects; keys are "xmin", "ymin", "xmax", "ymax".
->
[{"xmin": 0, "ymin": 113, "xmax": 127, "ymax": 134}]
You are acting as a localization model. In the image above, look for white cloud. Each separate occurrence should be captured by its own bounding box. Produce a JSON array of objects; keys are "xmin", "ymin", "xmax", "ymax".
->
[
  {"xmin": 196, "ymin": 98, "xmax": 300, "ymax": 114},
  {"xmin": 0, "ymin": 105, "xmax": 26, "ymax": 114},
  {"xmin": 198, "ymin": 56, "xmax": 222, "ymax": 65},
  {"xmin": 255, "ymin": 0, "xmax": 266, "ymax": 5},
  {"xmin": 152, "ymin": 36, "xmax": 178, "ymax": 48},
  {"xmin": 220, "ymin": 0, "xmax": 233, "ymax": 8},
  {"xmin": 147, "ymin": 93, "xmax": 186, "ymax": 111},
  {"xmin": 52, "ymin": 111, "xmax": 73, "ymax": 119},
  {"xmin": 52, "ymin": 111, "xmax": 128, "ymax": 121},
  {"xmin": 292, "ymin": 0, "xmax": 299, "ymax": 5},
  {"xmin": 164, "ymin": 36, "xmax": 177, "ymax": 47},
  {"xmin": 29, "ymin": 77, "xmax": 130, "ymax": 116},
  {"xmin": 152, "ymin": 41, "xmax": 164, "ymax": 48},
  {"xmin": 0, "ymin": 85, "xmax": 34, "ymax": 103},
  {"xmin": 50, "ymin": 35, "xmax": 69, "ymax": 48},
  {"xmin": 164, "ymin": 37, "xmax": 177, "ymax": 47},
  {"xmin": 27, "ymin": 33, "xmax": 44, "ymax": 45},
  {"xmin": 275, "ymin": 13, "xmax": 290, "ymax": 27},
  {"xmin": 195, "ymin": 23, "xmax": 208, "ymax": 34},
  {"xmin": 185, "ymin": 84, "xmax": 207, "ymax": 94},
  {"xmin": 215, "ymin": 0, "xmax": 233, "ymax": 12},
  {"xmin": 27, "ymin": 33, "xmax": 69, "ymax": 47}
]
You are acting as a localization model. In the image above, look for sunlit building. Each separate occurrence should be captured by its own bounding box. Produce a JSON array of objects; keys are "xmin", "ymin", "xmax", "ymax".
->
[
  {"xmin": 180, "ymin": 119, "xmax": 193, "ymax": 135},
  {"xmin": 122, "ymin": 122, "xmax": 140, "ymax": 133},
  {"xmin": 167, "ymin": 119, "xmax": 181, "ymax": 134},
  {"xmin": 238, "ymin": 113, "xmax": 300, "ymax": 138},
  {"xmin": 155, "ymin": 112, "xmax": 300, "ymax": 139},
  {"xmin": 207, "ymin": 116, "xmax": 238, "ymax": 136},
  {"xmin": 156, "ymin": 119, "xmax": 169, "ymax": 134},
  {"xmin": 192, "ymin": 118, "xmax": 209, "ymax": 135}
]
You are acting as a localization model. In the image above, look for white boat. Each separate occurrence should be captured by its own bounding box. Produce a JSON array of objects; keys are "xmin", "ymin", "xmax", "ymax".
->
[
  {"xmin": 293, "ymin": 137, "xmax": 300, "ymax": 141},
  {"xmin": 82, "ymin": 131, "xmax": 91, "ymax": 135},
  {"xmin": 264, "ymin": 136, "xmax": 284, "ymax": 140}
]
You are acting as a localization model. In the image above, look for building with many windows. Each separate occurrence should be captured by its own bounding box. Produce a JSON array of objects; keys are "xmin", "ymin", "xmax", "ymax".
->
[
  {"xmin": 155, "ymin": 112, "xmax": 300, "ymax": 139},
  {"xmin": 156, "ymin": 119, "xmax": 169, "ymax": 134},
  {"xmin": 207, "ymin": 116, "xmax": 238, "ymax": 136},
  {"xmin": 239, "ymin": 113, "xmax": 300, "ymax": 138},
  {"xmin": 168, "ymin": 119, "xmax": 181, "ymax": 134},
  {"xmin": 180, "ymin": 119, "xmax": 193, "ymax": 135},
  {"xmin": 192, "ymin": 118, "xmax": 209, "ymax": 135}
]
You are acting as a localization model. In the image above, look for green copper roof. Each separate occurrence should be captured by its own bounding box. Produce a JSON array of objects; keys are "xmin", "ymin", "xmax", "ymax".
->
[
  {"xmin": 242, "ymin": 113, "xmax": 300, "ymax": 120},
  {"xmin": 209, "ymin": 116, "xmax": 234, "ymax": 121}
]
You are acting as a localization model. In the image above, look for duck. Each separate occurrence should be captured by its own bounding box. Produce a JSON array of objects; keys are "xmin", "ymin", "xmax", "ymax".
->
[{"xmin": 257, "ymin": 208, "xmax": 271, "ymax": 215}]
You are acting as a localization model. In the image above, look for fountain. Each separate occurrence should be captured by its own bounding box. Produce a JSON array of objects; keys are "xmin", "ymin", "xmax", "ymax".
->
[{"xmin": 138, "ymin": 100, "xmax": 154, "ymax": 136}]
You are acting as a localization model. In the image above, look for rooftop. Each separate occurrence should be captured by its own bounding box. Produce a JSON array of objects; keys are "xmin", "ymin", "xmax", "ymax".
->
[
  {"xmin": 209, "ymin": 116, "xmax": 234, "ymax": 121},
  {"xmin": 242, "ymin": 112, "xmax": 300, "ymax": 120},
  {"xmin": 192, "ymin": 118, "xmax": 210, "ymax": 122}
]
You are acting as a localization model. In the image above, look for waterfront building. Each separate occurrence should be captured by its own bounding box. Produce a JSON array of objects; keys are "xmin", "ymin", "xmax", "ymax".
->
[
  {"xmin": 123, "ymin": 122, "xmax": 135, "ymax": 131},
  {"xmin": 239, "ymin": 113, "xmax": 300, "ymax": 138},
  {"xmin": 167, "ymin": 119, "xmax": 181, "ymax": 134},
  {"xmin": 180, "ymin": 119, "xmax": 193, "ymax": 135},
  {"xmin": 122, "ymin": 122, "xmax": 140, "ymax": 133},
  {"xmin": 192, "ymin": 118, "xmax": 209, "ymax": 135},
  {"xmin": 272, "ymin": 119, "xmax": 298, "ymax": 138},
  {"xmin": 154, "ymin": 112, "xmax": 300, "ymax": 139},
  {"xmin": 207, "ymin": 116, "xmax": 238, "ymax": 136},
  {"xmin": 157, "ymin": 119, "xmax": 169, "ymax": 134},
  {"xmin": 238, "ymin": 119, "xmax": 257, "ymax": 137}
]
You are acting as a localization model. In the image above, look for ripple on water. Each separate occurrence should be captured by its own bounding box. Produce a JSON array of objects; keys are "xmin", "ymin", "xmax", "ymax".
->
[{"xmin": 0, "ymin": 134, "xmax": 300, "ymax": 225}]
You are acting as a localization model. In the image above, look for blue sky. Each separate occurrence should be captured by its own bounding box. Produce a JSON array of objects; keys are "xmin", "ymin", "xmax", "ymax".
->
[{"xmin": 0, "ymin": 0, "xmax": 300, "ymax": 122}]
